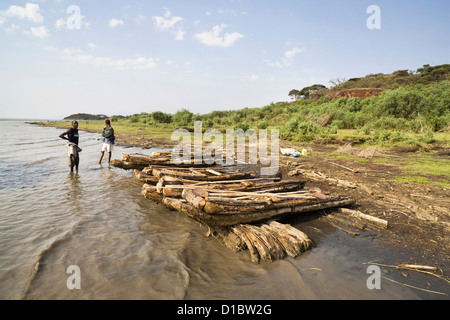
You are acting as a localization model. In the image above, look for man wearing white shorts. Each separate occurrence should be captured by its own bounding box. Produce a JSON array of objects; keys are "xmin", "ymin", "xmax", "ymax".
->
[{"xmin": 99, "ymin": 119, "xmax": 115, "ymax": 164}]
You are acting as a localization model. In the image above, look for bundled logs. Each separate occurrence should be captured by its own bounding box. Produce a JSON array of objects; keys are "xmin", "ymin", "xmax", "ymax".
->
[
  {"xmin": 162, "ymin": 188, "xmax": 355, "ymax": 227},
  {"xmin": 113, "ymin": 152, "xmax": 357, "ymax": 263},
  {"xmin": 111, "ymin": 150, "xmax": 227, "ymax": 170},
  {"xmin": 210, "ymin": 222, "xmax": 312, "ymax": 264}
]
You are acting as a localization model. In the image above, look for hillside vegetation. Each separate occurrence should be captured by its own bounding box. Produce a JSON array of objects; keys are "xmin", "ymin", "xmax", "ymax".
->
[
  {"xmin": 64, "ymin": 113, "xmax": 109, "ymax": 121},
  {"xmin": 63, "ymin": 64, "xmax": 450, "ymax": 149}
]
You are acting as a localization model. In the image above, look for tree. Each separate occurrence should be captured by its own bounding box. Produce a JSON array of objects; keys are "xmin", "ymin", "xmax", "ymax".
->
[
  {"xmin": 329, "ymin": 78, "xmax": 346, "ymax": 87},
  {"xmin": 299, "ymin": 84, "xmax": 327, "ymax": 99},
  {"xmin": 172, "ymin": 108, "xmax": 193, "ymax": 126},
  {"xmin": 288, "ymin": 89, "xmax": 301, "ymax": 100},
  {"xmin": 152, "ymin": 111, "xmax": 172, "ymax": 123}
]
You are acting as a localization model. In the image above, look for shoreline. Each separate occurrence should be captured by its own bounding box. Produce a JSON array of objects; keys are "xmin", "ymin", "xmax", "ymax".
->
[{"xmin": 35, "ymin": 121, "xmax": 450, "ymax": 277}]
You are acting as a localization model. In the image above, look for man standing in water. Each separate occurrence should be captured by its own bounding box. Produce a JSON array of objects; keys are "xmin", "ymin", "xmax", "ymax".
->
[
  {"xmin": 99, "ymin": 119, "xmax": 115, "ymax": 165},
  {"xmin": 59, "ymin": 121, "xmax": 82, "ymax": 172}
]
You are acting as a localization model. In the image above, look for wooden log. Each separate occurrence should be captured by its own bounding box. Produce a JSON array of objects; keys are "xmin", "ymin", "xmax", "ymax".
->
[
  {"xmin": 231, "ymin": 225, "xmax": 260, "ymax": 264},
  {"xmin": 212, "ymin": 222, "xmax": 312, "ymax": 263},
  {"xmin": 133, "ymin": 170, "xmax": 160, "ymax": 184},
  {"xmin": 161, "ymin": 179, "xmax": 184, "ymax": 198},
  {"xmin": 241, "ymin": 224, "xmax": 285, "ymax": 261},
  {"xmin": 209, "ymin": 227, "xmax": 246, "ymax": 253},
  {"xmin": 182, "ymin": 188, "xmax": 223, "ymax": 214},
  {"xmin": 267, "ymin": 221, "xmax": 312, "ymax": 252},
  {"xmin": 326, "ymin": 212, "xmax": 367, "ymax": 231},
  {"xmin": 194, "ymin": 177, "xmax": 281, "ymax": 186},
  {"xmin": 111, "ymin": 159, "xmax": 148, "ymax": 170},
  {"xmin": 325, "ymin": 217, "xmax": 361, "ymax": 237},
  {"xmin": 151, "ymin": 151, "xmax": 173, "ymax": 157},
  {"xmin": 339, "ymin": 208, "xmax": 389, "ymax": 229},
  {"xmin": 260, "ymin": 225, "xmax": 302, "ymax": 258},
  {"xmin": 160, "ymin": 168, "xmax": 256, "ymax": 181},
  {"xmin": 141, "ymin": 184, "xmax": 164, "ymax": 202},
  {"xmin": 186, "ymin": 191, "xmax": 348, "ymax": 215},
  {"xmin": 163, "ymin": 196, "xmax": 355, "ymax": 227},
  {"xmin": 206, "ymin": 169, "xmax": 223, "ymax": 176},
  {"xmin": 182, "ymin": 188, "xmax": 207, "ymax": 211},
  {"xmin": 238, "ymin": 225, "xmax": 273, "ymax": 262},
  {"xmin": 396, "ymin": 264, "xmax": 438, "ymax": 272}
]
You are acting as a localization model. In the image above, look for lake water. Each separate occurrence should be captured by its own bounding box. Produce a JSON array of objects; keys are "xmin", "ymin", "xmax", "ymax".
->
[{"xmin": 0, "ymin": 121, "xmax": 445, "ymax": 300}]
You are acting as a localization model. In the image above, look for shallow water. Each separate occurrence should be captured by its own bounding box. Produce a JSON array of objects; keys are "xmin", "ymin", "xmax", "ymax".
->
[{"xmin": 0, "ymin": 121, "xmax": 447, "ymax": 300}]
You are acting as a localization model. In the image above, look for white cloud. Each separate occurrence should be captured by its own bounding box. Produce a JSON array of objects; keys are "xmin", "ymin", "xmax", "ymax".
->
[
  {"xmin": 284, "ymin": 47, "xmax": 304, "ymax": 59},
  {"xmin": 30, "ymin": 25, "xmax": 50, "ymax": 38},
  {"xmin": 63, "ymin": 49, "xmax": 157, "ymax": 70},
  {"xmin": 195, "ymin": 24, "xmax": 243, "ymax": 47},
  {"xmin": 5, "ymin": 24, "xmax": 20, "ymax": 34},
  {"xmin": 242, "ymin": 74, "xmax": 258, "ymax": 82},
  {"xmin": 175, "ymin": 28, "xmax": 185, "ymax": 41},
  {"xmin": 64, "ymin": 48, "xmax": 83, "ymax": 55},
  {"xmin": 87, "ymin": 43, "xmax": 96, "ymax": 50},
  {"xmin": 0, "ymin": 16, "xmax": 6, "ymax": 26},
  {"xmin": 55, "ymin": 18, "xmax": 65, "ymax": 29},
  {"xmin": 152, "ymin": 9, "xmax": 183, "ymax": 30},
  {"xmin": 265, "ymin": 47, "xmax": 305, "ymax": 68},
  {"xmin": 109, "ymin": 18, "xmax": 124, "ymax": 28},
  {"xmin": 1, "ymin": 3, "xmax": 44, "ymax": 24},
  {"xmin": 265, "ymin": 59, "xmax": 286, "ymax": 68}
]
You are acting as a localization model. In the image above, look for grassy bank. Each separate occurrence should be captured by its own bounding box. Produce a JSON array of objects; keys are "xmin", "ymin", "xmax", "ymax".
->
[
  {"xmin": 38, "ymin": 120, "xmax": 175, "ymax": 147},
  {"xmin": 38, "ymin": 70, "xmax": 449, "ymax": 189}
]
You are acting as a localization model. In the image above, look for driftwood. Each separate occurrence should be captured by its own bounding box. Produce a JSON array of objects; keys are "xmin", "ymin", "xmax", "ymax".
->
[
  {"xmin": 298, "ymin": 170, "xmax": 358, "ymax": 189},
  {"xmin": 396, "ymin": 264, "xmax": 438, "ymax": 272},
  {"xmin": 338, "ymin": 208, "xmax": 389, "ymax": 229},
  {"xmin": 325, "ymin": 216, "xmax": 361, "ymax": 237},
  {"xmin": 325, "ymin": 159, "xmax": 360, "ymax": 173}
]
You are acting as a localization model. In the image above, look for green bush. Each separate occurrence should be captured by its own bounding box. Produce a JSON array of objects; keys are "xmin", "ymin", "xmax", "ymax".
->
[{"xmin": 172, "ymin": 109, "xmax": 194, "ymax": 126}]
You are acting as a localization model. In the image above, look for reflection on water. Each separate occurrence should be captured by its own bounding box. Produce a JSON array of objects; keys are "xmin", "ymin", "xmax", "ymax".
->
[{"xmin": 0, "ymin": 121, "xmax": 444, "ymax": 300}]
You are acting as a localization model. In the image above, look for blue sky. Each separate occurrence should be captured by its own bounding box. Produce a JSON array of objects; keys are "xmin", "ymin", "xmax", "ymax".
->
[{"xmin": 0, "ymin": 0, "xmax": 449, "ymax": 119}]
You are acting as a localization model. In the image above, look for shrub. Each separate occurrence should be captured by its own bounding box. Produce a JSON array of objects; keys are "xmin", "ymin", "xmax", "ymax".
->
[
  {"xmin": 257, "ymin": 120, "xmax": 268, "ymax": 130},
  {"xmin": 172, "ymin": 109, "xmax": 193, "ymax": 126}
]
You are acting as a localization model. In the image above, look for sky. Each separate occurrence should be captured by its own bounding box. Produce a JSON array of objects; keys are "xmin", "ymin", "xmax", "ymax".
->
[{"xmin": 0, "ymin": 0, "xmax": 449, "ymax": 120}]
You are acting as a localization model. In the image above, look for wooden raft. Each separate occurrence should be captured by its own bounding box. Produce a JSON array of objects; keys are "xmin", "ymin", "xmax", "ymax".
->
[
  {"xmin": 112, "ymin": 153, "xmax": 356, "ymax": 263},
  {"xmin": 162, "ymin": 188, "xmax": 355, "ymax": 227},
  {"xmin": 111, "ymin": 151, "xmax": 228, "ymax": 170}
]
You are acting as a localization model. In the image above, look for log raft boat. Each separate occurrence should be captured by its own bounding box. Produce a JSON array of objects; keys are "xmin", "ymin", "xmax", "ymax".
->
[
  {"xmin": 113, "ymin": 152, "xmax": 356, "ymax": 263},
  {"xmin": 111, "ymin": 151, "xmax": 228, "ymax": 170},
  {"xmin": 162, "ymin": 188, "xmax": 355, "ymax": 227}
]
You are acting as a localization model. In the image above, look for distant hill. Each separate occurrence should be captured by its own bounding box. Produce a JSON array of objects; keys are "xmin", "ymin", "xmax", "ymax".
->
[
  {"xmin": 329, "ymin": 64, "xmax": 450, "ymax": 92},
  {"xmin": 307, "ymin": 64, "xmax": 450, "ymax": 102},
  {"xmin": 63, "ymin": 113, "xmax": 108, "ymax": 121}
]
